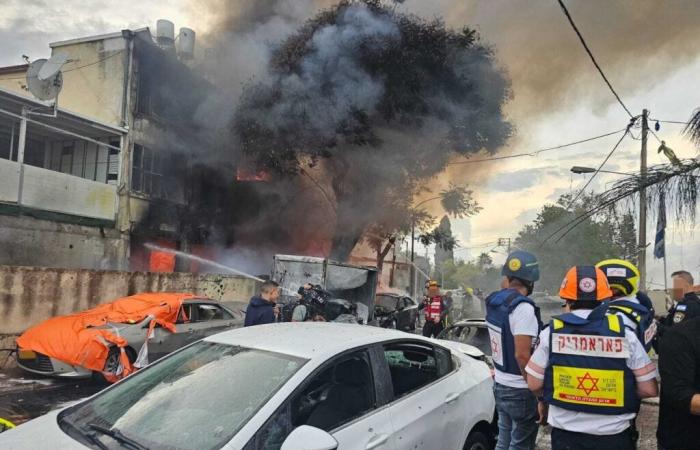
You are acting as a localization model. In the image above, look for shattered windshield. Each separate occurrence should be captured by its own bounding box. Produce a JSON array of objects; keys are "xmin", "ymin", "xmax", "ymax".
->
[
  {"xmin": 58, "ymin": 341, "xmax": 306, "ymax": 450},
  {"xmin": 375, "ymin": 295, "xmax": 398, "ymax": 312}
]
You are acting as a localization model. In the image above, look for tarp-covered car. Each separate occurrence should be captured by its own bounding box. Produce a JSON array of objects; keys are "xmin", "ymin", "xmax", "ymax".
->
[{"xmin": 16, "ymin": 293, "xmax": 243, "ymax": 382}]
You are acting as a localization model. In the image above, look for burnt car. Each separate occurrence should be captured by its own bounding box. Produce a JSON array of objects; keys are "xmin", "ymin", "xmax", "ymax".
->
[
  {"xmin": 437, "ymin": 318, "xmax": 491, "ymax": 358},
  {"xmin": 16, "ymin": 293, "xmax": 243, "ymax": 380},
  {"xmin": 374, "ymin": 293, "xmax": 419, "ymax": 331}
]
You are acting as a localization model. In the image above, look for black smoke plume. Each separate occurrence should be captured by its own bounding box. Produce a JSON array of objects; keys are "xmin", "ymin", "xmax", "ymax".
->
[{"xmin": 232, "ymin": 0, "xmax": 512, "ymax": 260}]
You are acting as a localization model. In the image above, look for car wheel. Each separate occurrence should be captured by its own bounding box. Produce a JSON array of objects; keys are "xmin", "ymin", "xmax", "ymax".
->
[
  {"xmin": 93, "ymin": 346, "xmax": 136, "ymax": 384},
  {"xmin": 463, "ymin": 430, "xmax": 491, "ymax": 450}
]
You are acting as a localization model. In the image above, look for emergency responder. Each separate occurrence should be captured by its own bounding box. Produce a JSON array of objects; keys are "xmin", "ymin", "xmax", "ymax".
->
[
  {"xmin": 526, "ymin": 266, "xmax": 658, "ymax": 450},
  {"xmin": 420, "ymin": 280, "xmax": 445, "ymax": 337},
  {"xmin": 596, "ymin": 259, "xmax": 656, "ymax": 445},
  {"xmin": 596, "ymin": 259, "xmax": 657, "ymax": 353},
  {"xmin": 664, "ymin": 270, "xmax": 700, "ymax": 326},
  {"xmin": 485, "ymin": 250, "xmax": 542, "ymax": 450},
  {"xmin": 657, "ymin": 316, "xmax": 700, "ymax": 450}
]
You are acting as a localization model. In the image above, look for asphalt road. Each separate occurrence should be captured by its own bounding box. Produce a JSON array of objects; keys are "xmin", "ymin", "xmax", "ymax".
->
[{"xmin": 0, "ymin": 368, "xmax": 103, "ymax": 427}]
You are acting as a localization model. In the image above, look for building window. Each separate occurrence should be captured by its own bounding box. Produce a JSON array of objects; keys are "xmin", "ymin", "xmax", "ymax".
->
[
  {"xmin": 132, "ymin": 144, "xmax": 164, "ymax": 197},
  {"xmin": 46, "ymin": 139, "xmax": 116, "ymax": 183}
]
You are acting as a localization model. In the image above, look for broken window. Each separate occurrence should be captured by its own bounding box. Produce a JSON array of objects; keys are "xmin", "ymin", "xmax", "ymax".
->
[
  {"xmin": 245, "ymin": 351, "xmax": 376, "ymax": 450},
  {"xmin": 384, "ymin": 343, "xmax": 441, "ymax": 398}
]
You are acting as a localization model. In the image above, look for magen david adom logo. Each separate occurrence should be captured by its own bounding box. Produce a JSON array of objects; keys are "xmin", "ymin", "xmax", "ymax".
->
[
  {"xmin": 508, "ymin": 258, "xmax": 522, "ymax": 272},
  {"xmin": 579, "ymin": 277, "xmax": 596, "ymax": 293}
]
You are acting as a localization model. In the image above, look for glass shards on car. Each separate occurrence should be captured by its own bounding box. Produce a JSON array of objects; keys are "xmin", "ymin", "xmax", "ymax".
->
[
  {"xmin": 57, "ymin": 341, "xmax": 307, "ymax": 450},
  {"xmin": 437, "ymin": 320, "xmax": 491, "ymax": 357}
]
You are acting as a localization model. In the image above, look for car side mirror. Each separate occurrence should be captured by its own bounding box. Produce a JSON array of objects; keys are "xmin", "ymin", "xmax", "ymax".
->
[{"xmin": 281, "ymin": 425, "xmax": 338, "ymax": 450}]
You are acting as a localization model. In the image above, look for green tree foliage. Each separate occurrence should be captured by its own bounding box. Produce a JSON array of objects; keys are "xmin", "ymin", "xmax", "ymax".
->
[
  {"xmin": 440, "ymin": 257, "xmax": 501, "ymax": 291},
  {"xmin": 514, "ymin": 193, "xmax": 638, "ymax": 293}
]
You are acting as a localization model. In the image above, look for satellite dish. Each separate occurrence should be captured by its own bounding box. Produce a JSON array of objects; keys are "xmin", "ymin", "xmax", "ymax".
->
[
  {"xmin": 26, "ymin": 59, "xmax": 63, "ymax": 101},
  {"xmin": 38, "ymin": 52, "xmax": 68, "ymax": 80}
]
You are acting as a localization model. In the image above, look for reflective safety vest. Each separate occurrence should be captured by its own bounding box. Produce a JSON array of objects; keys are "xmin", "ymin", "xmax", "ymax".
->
[
  {"xmin": 599, "ymin": 299, "xmax": 656, "ymax": 353},
  {"xmin": 543, "ymin": 310, "xmax": 639, "ymax": 415},
  {"xmin": 425, "ymin": 296, "xmax": 443, "ymax": 323},
  {"xmin": 485, "ymin": 289, "xmax": 542, "ymax": 375}
]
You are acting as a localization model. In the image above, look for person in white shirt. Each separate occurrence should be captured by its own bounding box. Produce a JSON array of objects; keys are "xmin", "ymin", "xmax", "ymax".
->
[
  {"xmin": 486, "ymin": 251, "xmax": 542, "ymax": 450},
  {"xmin": 526, "ymin": 266, "xmax": 658, "ymax": 450}
]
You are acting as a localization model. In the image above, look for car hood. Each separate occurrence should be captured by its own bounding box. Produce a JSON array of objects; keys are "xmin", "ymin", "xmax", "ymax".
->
[{"xmin": 0, "ymin": 409, "xmax": 87, "ymax": 449}]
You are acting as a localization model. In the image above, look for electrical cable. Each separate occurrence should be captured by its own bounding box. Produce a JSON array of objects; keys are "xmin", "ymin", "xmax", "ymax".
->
[
  {"xmin": 2, "ymin": 51, "xmax": 126, "ymax": 80},
  {"xmin": 544, "ymin": 159, "xmax": 700, "ymax": 246},
  {"xmin": 450, "ymin": 128, "xmax": 627, "ymax": 165},
  {"xmin": 566, "ymin": 119, "xmax": 635, "ymax": 208},
  {"xmin": 651, "ymin": 119, "xmax": 690, "ymax": 125},
  {"xmin": 557, "ymin": 0, "xmax": 633, "ymax": 118},
  {"xmin": 453, "ymin": 241, "xmax": 498, "ymax": 252}
]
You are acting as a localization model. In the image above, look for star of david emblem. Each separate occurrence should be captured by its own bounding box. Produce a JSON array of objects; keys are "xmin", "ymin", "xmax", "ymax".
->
[
  {"xmin": 576, "ymin": 372, "xmax": 600, "ymax": 395},
  {"xmin": 579, "ymin": 277, "xmax": 596, "ymax": 293}
]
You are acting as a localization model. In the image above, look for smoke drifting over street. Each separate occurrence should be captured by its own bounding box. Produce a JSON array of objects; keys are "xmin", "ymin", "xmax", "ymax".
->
[{"xmin": 181, "ymin": 0, "xmax": 700, "ymax": 264}]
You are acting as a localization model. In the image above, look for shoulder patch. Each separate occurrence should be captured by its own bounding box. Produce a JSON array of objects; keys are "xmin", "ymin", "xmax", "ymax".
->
[
  {"xmin": 673, "ymin": 312, "xmax": 686, "ymax": 323},
  {"xmin": 676, "ymin": 304, "xmax": 688, "ymax": 311}
]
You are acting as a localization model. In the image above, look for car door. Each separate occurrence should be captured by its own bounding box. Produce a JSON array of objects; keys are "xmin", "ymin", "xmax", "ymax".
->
[
  {"xmin": 243, "ymin": 348, "xmax": 397, "ymax": 450},
  {"xmin": 185, "ymin": 302, "xmax": 239, "ymax": 339},
  {"xmin": 382, "ymin": 341, "xmax": 464, "ymax": 450},
  {"xmin": 148, "ymin": 304, "xmax": 202, "ymax": 360},
  {"xmin": 401, "ymin": 297, "xmax": 417, "ymax": 329}
]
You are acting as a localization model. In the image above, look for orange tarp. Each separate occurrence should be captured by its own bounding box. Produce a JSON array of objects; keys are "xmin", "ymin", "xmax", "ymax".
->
[{"xmin": 16, "ymin": 292, "xmax": 197, "ymax": 381}]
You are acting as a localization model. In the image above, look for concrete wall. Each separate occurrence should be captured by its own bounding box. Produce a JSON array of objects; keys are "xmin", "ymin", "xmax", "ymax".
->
[
  {"xmin": 0, "ymin": 265, "xmax": 259, "ymax": 336},
  {"xmin": 0, "ymin": 215, "xmax": 127, "ymax": 270}
]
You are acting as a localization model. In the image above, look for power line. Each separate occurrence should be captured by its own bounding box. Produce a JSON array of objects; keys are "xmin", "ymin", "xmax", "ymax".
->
[
  {"xmin": 557, "ymin": 0, "xmax": 633, "ymax": 118},
  {"xmin": 2, "ymin": 51, "xmax": 126, "ymax": 80},
  {"xmin": 450, "ymin": 128, "xmax": 627, "ymax": 165},
  {"xmin": 651, "ymin": 119, "xmax": 690, "ymax": 125},
  {"xmin": 453, "ymin": 241, "xmax": 498, "ymax": 252},
  {"xmin": 566, "ymin": 120, "xmax": 634, "ymax": 207}
]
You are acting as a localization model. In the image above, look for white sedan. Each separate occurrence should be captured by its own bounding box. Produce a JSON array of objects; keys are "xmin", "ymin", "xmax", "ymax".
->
[{"xmin": 0, "ymin": 323, "xmax": 496, "ymax": 450}]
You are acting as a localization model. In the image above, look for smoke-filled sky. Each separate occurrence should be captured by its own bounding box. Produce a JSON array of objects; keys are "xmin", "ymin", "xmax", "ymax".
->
[{"xmin": 2, "ymin": 0, "xmax": 700, "ymax": 286}]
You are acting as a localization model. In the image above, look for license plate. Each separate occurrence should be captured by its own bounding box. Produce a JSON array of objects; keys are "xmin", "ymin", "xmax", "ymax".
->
[{"xmin": 18, "ymin": 350, "xmax": 37, "ymax": 359}]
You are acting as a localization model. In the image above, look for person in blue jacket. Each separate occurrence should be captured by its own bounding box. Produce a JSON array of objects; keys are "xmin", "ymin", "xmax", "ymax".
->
[
  {"xmin": 244, "ymin": 280, "xmax": 281, "ymax": 327},
  {"xmin": 486, "ymin": 250, "xmax": 542, "ymax": 450}
]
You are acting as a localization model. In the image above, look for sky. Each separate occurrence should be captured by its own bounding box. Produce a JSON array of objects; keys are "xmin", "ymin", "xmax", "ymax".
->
[{"xmin": 2, "ymin": 0, "xmax": 699, "ymax": 289}]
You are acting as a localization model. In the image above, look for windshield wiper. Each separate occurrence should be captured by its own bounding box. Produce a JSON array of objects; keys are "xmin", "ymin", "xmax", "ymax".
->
[
  {"xmin": 58, "ymin": 416, "xmax": 109, "ymax": 450},
  {"xmin": 87, "ymin": 423, "xmax": 148, "ymax": 450}
]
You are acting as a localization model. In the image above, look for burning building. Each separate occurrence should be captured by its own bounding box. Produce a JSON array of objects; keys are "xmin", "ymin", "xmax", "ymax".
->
[{"xmin": 0, "ymin": 22, "xmax": 246, "ymax": 272}]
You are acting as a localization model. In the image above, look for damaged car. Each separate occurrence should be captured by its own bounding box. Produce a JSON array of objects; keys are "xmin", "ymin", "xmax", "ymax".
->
[
  {"xmin": 1, "ymin": 323, "xmax": 496, "ymax": 450},
  {"xmin": 15, "ymin": 293, "xmax": 243, "ymax": 381},
  {"xmin": 374, "ymin": 293, "xmax": 419, "ymax": 331}
]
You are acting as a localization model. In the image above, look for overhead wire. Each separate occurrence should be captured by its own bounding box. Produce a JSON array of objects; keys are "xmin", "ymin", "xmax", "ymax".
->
[
  {"xmin": 557, "ymin": 0, "xmax": 633, "ymax": 118},
  {"xmin": 565, "ymin": 117, "xmax": 636, "ymax": 208},
  {"xmin": 1, "ymin": 51, "xmax": 126, "ymax": 80},
  {"xmin": 650, "ymin": 119, "xmax": 690, "ymax": 125},
  {"xmin": 450, "ymin": 128, "xmax": 627, "ymax": 165}
]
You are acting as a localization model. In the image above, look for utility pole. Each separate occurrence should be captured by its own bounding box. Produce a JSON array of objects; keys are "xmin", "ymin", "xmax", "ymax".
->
[
  {"xmin": 638, "ymin": 109, "xmax": 649, "ymax": 290},
  {"xmin": 498, "ymin": 238, "xmax": 512, "ymax": 254}
]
